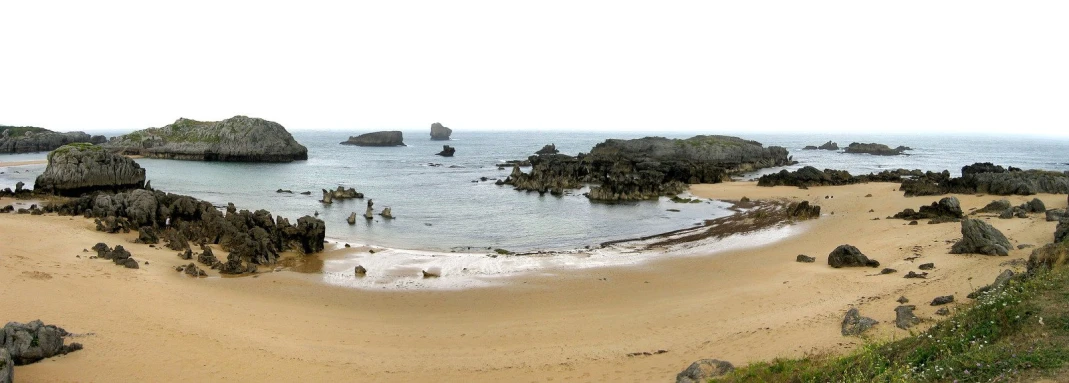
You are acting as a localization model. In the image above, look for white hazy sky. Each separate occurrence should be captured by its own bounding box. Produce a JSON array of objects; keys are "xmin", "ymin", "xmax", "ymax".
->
[{"xmin": 1, "ymin": 1, "xmax": 1067, "ymax": 135}]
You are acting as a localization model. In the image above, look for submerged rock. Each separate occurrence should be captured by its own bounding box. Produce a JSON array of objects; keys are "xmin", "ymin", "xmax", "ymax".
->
[
  {"xmin": 103, "ymin": 116, "xmax": 308, "ymax": 162},
  {"xmin": 33, "ymin": 143, "xmax": 146, "ymax": 196},
  {"xmin": 341, "ymin": 131, "xmax": 405, "ymax": 147},
  {"xmin": 950, "ymin": 218, "xmax": 1012, "ymax": 256}
]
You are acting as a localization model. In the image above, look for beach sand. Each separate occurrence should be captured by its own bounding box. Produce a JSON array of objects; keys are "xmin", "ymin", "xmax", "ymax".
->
[
  {"xmin": 0, "ymin": 159, "xmax": 47, "ymax": 167},
  {"xmin": 1, "ymin": 182, "xmax": 1064, "ymax": 382}
]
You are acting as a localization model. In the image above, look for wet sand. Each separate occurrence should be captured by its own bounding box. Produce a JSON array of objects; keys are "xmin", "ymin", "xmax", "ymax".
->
[{"xmin": 1, "ymin": 182, "xmax": 1064, "ymax": 382}]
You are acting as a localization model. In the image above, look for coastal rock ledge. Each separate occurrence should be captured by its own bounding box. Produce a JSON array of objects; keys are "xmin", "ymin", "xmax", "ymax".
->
[
  {"xmin": 103, "ymin": 116, "xmax": 308, "ymax": 162},
  {"xmin": 34, "ymin": 143, "xmax": 146, "ymax": 196},
  {"xmin": 1, "ymin": 125, "xmax": 106, "ymax": 153},
  {"xmin": 341, "ymin": 131, "xmax": 406, "ymax": 147}
]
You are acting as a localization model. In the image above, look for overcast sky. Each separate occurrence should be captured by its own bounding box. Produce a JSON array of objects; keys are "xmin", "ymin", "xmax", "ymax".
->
[{"xmin": 1, "ymin": 1, "xmax": 1066, "ymax": 136}]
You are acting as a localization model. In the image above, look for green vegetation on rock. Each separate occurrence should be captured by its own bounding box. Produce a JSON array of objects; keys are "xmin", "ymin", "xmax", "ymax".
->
[
  {"xmin": 0, "ymin": 125, "xmax": 49, "ymax": 137},
  {"xmin": 713, "ymin": 262, "xmax": 1069, "ymax": 382}
]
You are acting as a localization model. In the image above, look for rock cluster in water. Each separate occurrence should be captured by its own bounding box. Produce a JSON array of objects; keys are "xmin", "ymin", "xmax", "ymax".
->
[
  {"xmin": 103, "ymin": 116, "xmax": 308, "ymax": 162},
  {"xmin": 0, "ymin": 125, "xmax": 105, "ymax": 153},
  {"xmin": 341, "ymin": 131, "xmax": 406, "ymax": 147},
  {"xmin": 802, "ymin": 141, "xmax": 839, "ymax": 150},
  {"xmin": 436, "ymin": 145, "xmax": 456, "ymax": 157},
  {"xmin": 501, "ymin": 135, "xmax": 792, "ymax": 201},
  {"xmin": 430, "ymin": 122, "xmax": 452, "ymax": 140},
  {"xmin": 844, "ymin": 142, "xmax": 911, "ymax": 156},
  {"xmin": 33, "ymin": 143, "xmax": 146, "ymax": 196}
]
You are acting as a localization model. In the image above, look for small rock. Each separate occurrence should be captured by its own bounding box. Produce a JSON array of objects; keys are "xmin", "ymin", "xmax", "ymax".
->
[
  {"xmin": 936, "ymin": 307, "xmax": 950, "ymax": 316},
  {"xmin": 354, "ymin": 265, "xmax": 367, "ymax": 276},
  {"xmin": 894, "ymin": 305, "xmax": 920, "ymax": 329},
  {"xmin": 675, "ymin": 359, "xmax": 735, "ymax": 383},
  {"xmin": 796, "ymin": 254, "xmax": 816, "ymax": 263},
  {"xmin": 880, "ymin": 268, "xmax": 897, "ymax": 274},
  {"xmin": 931, "ymin": 295, "xmax": 954, "ymax": 306},
  {"xmin": 841, "ymin": 307, "xmax": 878, "ymax": 336},
  {"xmin": 918, "ymin": 263, "xmax": 935, "ymax": 270},
  {"xmin": 896, "ymin": 296, "xmax": 909, "ymax": 304},
  {"xmin": 904, "ymin": 271, "xmax": 928, "ymax": 279},
  {"xmin": 908, "ymin": 220, "xmax": 918, "ymax": 225}
]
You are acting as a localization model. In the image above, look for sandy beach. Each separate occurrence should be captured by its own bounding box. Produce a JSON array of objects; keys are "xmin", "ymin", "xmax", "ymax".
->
[{"xmin": 1, "ymin": 182, "xmax": 1065, "ymax": 382}]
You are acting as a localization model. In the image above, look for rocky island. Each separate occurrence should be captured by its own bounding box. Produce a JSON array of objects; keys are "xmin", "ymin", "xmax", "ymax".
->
[
  {"xmin": 340, "ymin": 131, "xmax": 405, "ymax": 147},
  {"xmin": 430, "ymin": 122, "xmax": 452, "ymax": 140},
  {"xmin": 844, "ymin": 142, "xmax": 911, "ymax": 156},
  {"xmin": 0, "ymin": 125, "xmax": 105, "ymax": 153},
  {"xmin": 102, "ymin": 116, "xmax": 308, "ymax": 162},
  {"xmin": 34, "ymin": 143, "xmax": 146, "ymax": 196},
  {"xmin": 803, "ymin": 141, "xmax": 839, "ymax": 150},
  {"xmin": 502, "ymin": 135, "xmax": 792, "ymax": 201}
]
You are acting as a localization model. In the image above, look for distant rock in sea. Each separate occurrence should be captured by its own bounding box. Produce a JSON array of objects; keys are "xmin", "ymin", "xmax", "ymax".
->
[
  {"xmin": 802, "ymin": 141, "xmax": 838, "ymax": 151},
  {"xmin": 34, "ymin": 143, "xmax": 146, "ymax": 196},
  {"xmin": 0, "ymin": 125, "xmax": 105, "ymax": 153},
  {"xmin": 436, "ymin": 145, "xmax": 456, "ymax": 157},
  {"xmin": 430, "ymin": 122, "xmax": 452, "ymax": 140},
  {"xmin": 844, "ymin": 142, "xmax": 911, "ymax": 156},
  {"xmin": 103, "ymin": 116, "xmax": 308, "ymax": 162},
  {"xmin": 341, "ymin": 131, "xmax": 406, "ymax": 147}
]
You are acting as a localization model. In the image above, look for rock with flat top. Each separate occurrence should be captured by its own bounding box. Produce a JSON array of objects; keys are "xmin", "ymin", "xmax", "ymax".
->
[
  {"xmin": 103, "ymin": 116, "xmax": 307, "ymax": 162},
  {"xmin": 34, "ymin": 143, "xmax": 146, "ymax": 196},
  {"xmin": 341, "ymin": 131, "xmax": 405, "ymax": 147}
]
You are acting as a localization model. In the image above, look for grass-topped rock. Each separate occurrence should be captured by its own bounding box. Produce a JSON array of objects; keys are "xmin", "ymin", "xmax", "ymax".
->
[
  {"xmin": 0, "ymin": 125, "xmax": 105, "ymax": 153},
  {"xmin": 103, "ymin": 116, "xmax": 308, "ymax": 162},
  {"xmin": 34, "ymin": 143, "xmax": 145, "ymax": 196}
]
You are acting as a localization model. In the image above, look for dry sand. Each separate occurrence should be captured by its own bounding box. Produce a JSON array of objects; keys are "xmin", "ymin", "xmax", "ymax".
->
[
  {"xmin": 0, "ymin": 159, "xmax": 46, "ymax": 167},
  {"xmin": 1, "ymin": 182, "xmax": 1065, "ymax": 382}
]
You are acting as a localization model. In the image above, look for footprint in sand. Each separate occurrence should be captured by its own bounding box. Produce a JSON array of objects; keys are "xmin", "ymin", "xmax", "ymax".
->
[{"xmin": 21, "ymin": 271, "xmax": 53, "ymax": 280}]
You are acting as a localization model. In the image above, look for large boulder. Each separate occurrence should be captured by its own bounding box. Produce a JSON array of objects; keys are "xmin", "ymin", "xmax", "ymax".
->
[
  {"xmin": 893, "ymin": 196, "xmax": 963, "ymax": 222},
  {"xmin": 102, "ymin": 116, "xmax": 308, "ymax": 162},
  {"xmin": 0, "ymin": 347, "xmax": 11, "ymax": 383},
  {"xmin": 950, "ymin": 219, "xmax": 1012, "ymax": 256},
  {"xmin": 0, "ymin": 320, "xmax": 82, "ymax": 365},
  {"xmin": 675, "ymin": 359, "xmax": 734, "ymax": 383},
  {"xmin": 340, "ymin": 131, "xmax": 405, "ymax": 147},
  {"xmin": 841, "ymin": 307, "xmax": 878, "ymax": 336},
  {"xmin": 0, "ymin": 125, "xmax": 97, "ymax": 153},
  {"xmin": 33, "ymin": 143, "xmax": 146, "ymax": 196},
  {"xmin": 429, "ymin": 122, "xmax": 452, "ymax": 140},
  {"xmin": 828, "ymin": 245, "xmax": 880, "ymax": 268},
  {"xmin": 535, "ymin": 144, "xmax": 559, "ymax": 155}
]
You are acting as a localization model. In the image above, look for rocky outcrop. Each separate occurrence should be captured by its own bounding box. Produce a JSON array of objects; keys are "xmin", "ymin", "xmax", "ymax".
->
[
  {"xmin": 892, "ymin": 196, "xmax": 963, "ymax": 223},
  {"xmin": 675, "ymin": 359, "xmax": 734, "ymax": 383},
  {"xmin": 844, "ymin": 142, "xmax": 911, "ymax": 156},
  {"xmin": 0, "ymin": 347, "xmax": 11, "ymax": 383},
  {"xmin": 104, "ymin": 116, "xmax": 308, "ymax": 162},
  {"xmin": 930, "ymin": 295, "xmax": 954, "ymax": 305},
  {"xmin": 535, "ymin": 144, "xmax": 559, "ymax": 155},
  {"xmin": 841, "ymin": 308, "xmax": 878, "ymax": 336},
  {"xmin": 430, "ymin": 122, "xmax": 452, "ymax": 140},
  {"xmin": 900, "ymin": 163, "xmax": 1069, "ymax": 196},
  {"xmin": 0, "ymin": 125, "xmax": 103, "ymax": 153},
  {"xmin": 894, "ymin": 306, "xmax": 920, "ymax": 329},
  {"xmin": 757, "ymin": 167, "xmax": 924, "ymax": 188},
  {"xmin": 436, "ymin": 145, "xmax": 455, "ymax": 157},
  {"xmin": 1057, "ymin": 217, "xmax": 1069, "ymax": 244},
  {"xmin": 950, "ymin": 218, "xmax": 1012, "ymax": 256},
  {"xmin": 44, "ymin": 189, "xmax": 326, "ymax": 274},
  {"xmin": 505, "ymin": 135, "xmax": 792, "ymax": 201},
  {"xmin": 968, "ymin": 270, "xmax": 1015, "ymax": 298},
  {"xmin": 322, "ymin": 186, "xmax": 363, "ymax": 203},
  {"xmin": 787, "ymin": 201, "xmax": 821, "ymax": 220},
  {"xmin": 341, "ymin": 131, "xmax": 405, "ymax": 147},
  {"xmin": 0, "ymin": 320, "xmax": 83, "ymax": 365},
  {"xmin": 802, "ymin": 141, "xmax": 838, "ymax": 150},
  {"xmin": 33, "ymin": 143, "xmax": 146, "ymax": 196},
  {"xmin": 828, "ymin": 245, "xmax": 880, "ymax": 268}
]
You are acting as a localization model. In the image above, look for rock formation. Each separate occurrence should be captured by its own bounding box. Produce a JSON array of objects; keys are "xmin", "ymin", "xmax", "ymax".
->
[
  {"xmin": 33, "ymin": 143, "xmax": 146, "ymax": 196},
  {"xmin": 950, "ymin": 218, "xmax": 1012, "ymax": 256},
  {"xmin": 802, "ymin": 141, "xmax": 838, "ymax": 150},
  {"xmin": 436, "ymin": 145, "xmax": 456, "ymax": 157},
  {"xmin": 900, "ymin": 163, "xmax": 1069, "ymax": 196},
  {"xmin": 841, "ymin": 307, "xmax": 878, "ymax": 336},
  {"xmin": 0, "ymin": 125, "xmax": 104, "ymax": 153},
  {"xmin": 895, "ymin": 305, "xmax": 920, "ymax": 329},
  {"xmin": 347, "ymin": 212, "xmax": 357, "ymax": 224},
  {"xmin": 828, "ymin": 245, "xmax": 880, "ymax": 268},
  {"xmin": 757, "ymin": 167, "xmax": 921, "ymax": 188},
  {"xmin": 844, "ymin": 142, "xmax": 911, "ymax": 156},
  {"xmin": 535, "ymin": 144, "xmax": 559, "ymax": 155},
  {"xmin": 322, "ymin": 186, "xmax": 363, "ymax": 204},
  {"xmin": 103, "ymin": 116, "xmax": 308, "ymax": 162},
  {"xmin": 796, "ymin": 254, "xmax": 816, "ymax": 263},
  {"xmin": 504, "ymin": 135, "xmax": 792, "ymax": 201},
  {"xmin": 379, "ymin": 207, "xmax": 393, "ymax": 218},
  {"xmin": 430, "ymin": 122, "xmax": 452, "ymax": 140},
  {"xmin": 341, "ymin": 131, "xmax": 405, "ymax": 146},
  {"xmin": 892, "ymin": 196, "xmax": 964, "ymax": 223},
  {"xmin": 0, "ymin": 320, "xmax": 83, "ymax": 365},
  {"xmin": 0, "ymin": 347, "xmax": 11, "ymax": 383},
  {"xmin": 675, "ymin": 359, "xmax": 734, "ymax": 383}
]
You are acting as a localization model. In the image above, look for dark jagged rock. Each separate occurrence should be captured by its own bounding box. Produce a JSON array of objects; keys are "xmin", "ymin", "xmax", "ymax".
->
[
  {"xmin": 803, "ymin": 141, "xmax": 839, "ymax": 150},
  {"xmin": 901, "ymin": 163, "xmax": 1069, "ymax": 196},
  {"xmin": 197, "ymin": 244, "xmax": 218, "ymax": 266},
  {"xmin": 977, "ymin": 199, "xmax": 1012, "ymax": 213},
  {"xmin": 91, "ymin": 242, "xmax": 110, "ymax": 257},
  {"xmin": 881, "ymin": 268, "xmax": 897, "ymax": 274},
  {"xmin": 895, "ymin": 305, "xmax": 920, "ymax": 329},
  {"xmin": 535, "ymin": 144, "xmax": 559, "ymax": 155},
  {"xmin": 950, "ymin": 218, "xmax": 1012, "ymax": 256},
  {"xmin": 844, "ymin": 142, "xmax": 910, "ymax": 156},
  {"xmin": 1046, "ymin": 210, "xmax": 1065, "ymax": 222},
  {"xmin": 962, "ymin": 162, "xmax": 1007, "ymax": 176},
  {"xmin": 0, "ymin": 125, "xmax": 100, "ymax": 153},
  {"xmin": 136, "ymin": 226, "xmax": 159, "ymax": 244},
  {"xmin": 33, "ymin": 143, "xmax": 146, "ymax": 196},
  {"xmin": 354, "ymin": 265, "xmax": 367, "ymax": 276},
  {"xmin": 787, "ymin": 201, "xmax": 821, "ymax": 220},
  {"xmin": 103, "ymin": 116, "xmax": 307, "ymax": 162},
  {"xmin": 182, "ymin": 262, "xmax": 207, "ymax": 277},
  {"xmin": 340, "ymin": 131, "xmax": 405, "ymax": 147},
  {"xmin": 675, "ymin": 359, "xmax": 734, "ymax": 383},
  {"xmin": 1025, "ymin": 198, "xmax": 1046, "ymax": 213},
  {"xmin": 904, "ymin": 271, "xmax": 928, "ymax": 279},
  {"xmin": 178, "ymin": 248, "xmax": 193, "ymax": 260},
  {"xmin": 43, "ymin": 189, "xmax": 326, "ymax": 274},
  {"xmin": 968, "ymin": 270, "xmax": 1015, "ymax": 298},
  {"xmin": 1, "ymin": 347, "xmax": 10, "ymax": 383},
  {"xmin": 796, "ymin": 254, "xmax": 816, "ymax": 263},
  {"xmin": 930, "ymin": 295, "xmax": 954, "ymax": 306},
  {"xmin": 0, "ymin": 320, "xmax": 82, "ymax": 365},
  {"xmin": 757, "ymin": 167, "xmax": 923, "ymax": 188},
  {"xmin": 429, "ymin": 122, "xmax": 452, "ymax": 140},
  {"xmin": 436, "ymin": 145, "xmax": 456, "ymax": 157},
  {"xmin": 828, "ymin": 245, "xmax": 880, "ymax": 268},
  {"xmin": 1057, "ymin": 217, "xmax": 1069, "ymax": 243},
  {"xmin": 506, "ymin": 135, "xmax": 791, "ymax": 201},
  {"xmin": 841, "ymin": 307, "xmax": 878, "ymax": 336},
  {"xmin": 918, "ymin": 263, "xmax": 935, "ymax": 270},
  {"xmin": 892, "ymin": 196, "xmax": 963, "ymax": 223}
]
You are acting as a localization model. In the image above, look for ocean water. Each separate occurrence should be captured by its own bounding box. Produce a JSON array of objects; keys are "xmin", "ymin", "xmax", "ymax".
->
[{"xmin": 3, "ymin": 131, "xmax": 1068, "ymax": 254}]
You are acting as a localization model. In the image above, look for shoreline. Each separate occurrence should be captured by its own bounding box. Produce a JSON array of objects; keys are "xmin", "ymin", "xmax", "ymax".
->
[{"xmin": 2, "ymin": 182, "xmax": 1065, "ymax": 382}]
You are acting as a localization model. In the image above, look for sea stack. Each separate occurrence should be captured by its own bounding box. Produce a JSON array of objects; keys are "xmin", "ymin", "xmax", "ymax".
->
[
  {"xmin": 430, "ymin": 122, "xmax": 452, "ymax": 140},
  {"xmin": 103, "ymin": 116, "xmax": 308, "ymax": 162},
  {"xmin": 34, "ymin": 143, "xmax": 146, "ymax": 196},
  {"xmin": 341, "ymin": 131, "xmax": 406, "ymax": 147}
]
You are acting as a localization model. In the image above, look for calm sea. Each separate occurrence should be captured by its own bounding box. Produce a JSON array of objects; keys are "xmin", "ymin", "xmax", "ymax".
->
[{"xmin": 3, "ymin": 131, "xmax": 1068, "ymax": 253}]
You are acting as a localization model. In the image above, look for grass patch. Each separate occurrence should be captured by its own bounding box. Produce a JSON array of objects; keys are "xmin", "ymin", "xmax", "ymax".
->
[{"xmin": 714, "ymin": 267, "xmax": 1069, "ymax": 382}]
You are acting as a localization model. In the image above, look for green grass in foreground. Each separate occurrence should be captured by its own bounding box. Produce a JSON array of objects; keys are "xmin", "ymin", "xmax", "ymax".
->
[{"xmin": 714, "ymin": 266, "xmax": 1069, "ymax": 383}]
